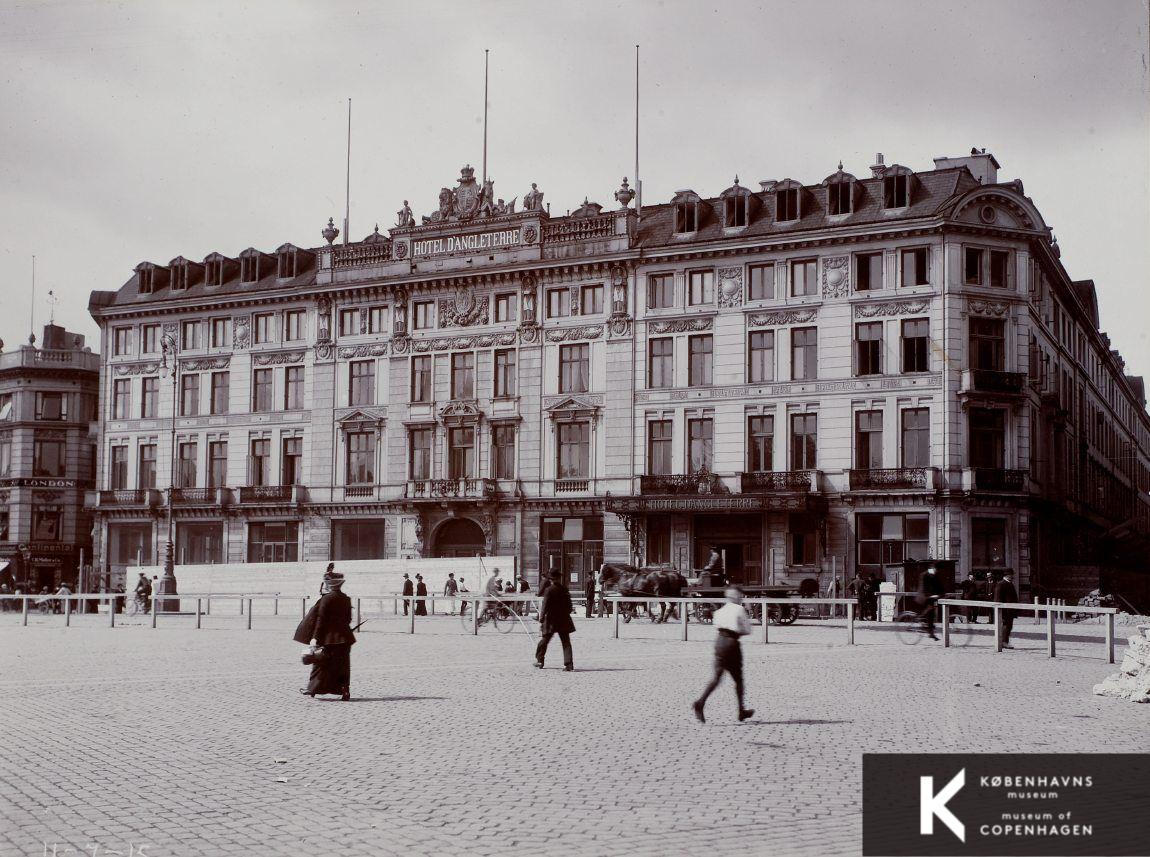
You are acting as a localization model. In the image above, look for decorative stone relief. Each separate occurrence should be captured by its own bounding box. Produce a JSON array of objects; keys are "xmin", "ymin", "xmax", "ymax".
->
[
  {"xmin": 648, "ymin": 317, "xmax": 712, "ymax": 334},
  {"xmin": 968, "ymin": 299, "xmax": 1010, "ymax": 317},
  {"xmin": 569, "ymin": 286, "xmax": 582, "ymax": 316},
  {"xmin": 821, "ymin": 256, "xmax": 849, "ymax": 298},
  {"xmin": 182, "ymin": 356, "xmax": 232, "ymax": 371},
  {"xmin": 608, "ymin": 316, "xmax": 632, "ymax": 338},
  {"xmin": 314, "ymin": 342, "xmax": 335, "ymax": 361},
  {"xmin": 316, "ymin": 297, "xmax": 332, "ymax": 342},
  {"xmin": 162, "ymin": 322, "xmax": 178, "ymax": 335},
  {"xmin": 717, "ymin": 267, "xmax": 743, "ymax": 308},
  {"xmin": 519, "ymin": 326, "xmax": 539, "ymax": 344},
  {"xmin": 853, "ymin": 299, "xmax": 930, "ymax": 318},
  {"xmin": 439, "ymin": 286, "xmax": 489, "ymax": 327},
  {"xmin": 411, "ymin": 331, "xmax": 516, "ymax": 354},
  {"xmin": 113, "ymin": 362, "xmax": 161, "ymax": 376},
  {"xmin": 336, "ymin": 343, "xmax": 389, "ymax": 359},
  {"xmin": 747, "ymin": 309, "xmax": 816, "ymax": 327},
  {"xmin": 233, "ymin": 317, "xmax": 251, "ymax": 349},
  {"xmin": 544, "ymin": 325, "xmax": 603, "ymax": 343}
]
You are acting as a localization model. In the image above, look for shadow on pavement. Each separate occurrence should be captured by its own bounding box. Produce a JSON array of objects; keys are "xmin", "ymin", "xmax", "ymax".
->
[{"xmin": 334, "ymin": 696, "xmax": 449, "ymax": 703}]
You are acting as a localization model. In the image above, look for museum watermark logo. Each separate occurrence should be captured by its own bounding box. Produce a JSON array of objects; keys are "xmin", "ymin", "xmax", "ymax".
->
[{"xmin": 863, "ymin": 753, "xmax": 1149, "ymax": 856}]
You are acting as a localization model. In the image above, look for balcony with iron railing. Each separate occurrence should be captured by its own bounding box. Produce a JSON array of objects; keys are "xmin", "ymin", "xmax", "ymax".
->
[
  {"xmin": 405, "ymin": 477, "xmax": 497, "ymax": 500},
  {"xmin": 542, "ymin": 213, "xmax": 617, "ymax": 244},
  {"xmin": 960, "ymin": 369, "xmax": 1027, "ymax": 398},
  {"xmin": 237, "ymin": 484, "xmax": 305, "ymax": 504},
  {"xmin": 97, "ymin": 489, "xmax": 162, "ymax": 507},
  {"xmin": 968, "ymin": 468, "xmax": 1028, "ymax": 492},
  {"xmin": 553, "ymin": 478, "xmax": 592, "ymax": 494},
  {"xmin": 169, "ymin": 487, "xmax": 231, "ymax": 505},
  {"xmin": 639, "ymin": 469, "xmax": 728, "ymax": 496},
  {"xmin": 848, "ymin": 467, "xmax": 940, "ymax": 491},
  {"xmin": 739, "ymin": 470, "xmax": 819, "ymax": 493}
]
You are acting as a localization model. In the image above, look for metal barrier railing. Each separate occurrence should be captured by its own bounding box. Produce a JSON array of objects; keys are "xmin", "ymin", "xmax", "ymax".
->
[{"xmin": 937, "ymin": 598, "xmax": 1117, "ymax": 663}]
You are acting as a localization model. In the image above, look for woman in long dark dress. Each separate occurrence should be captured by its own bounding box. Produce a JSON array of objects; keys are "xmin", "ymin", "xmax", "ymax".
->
[{"xmin": 293, "ymin": 572, "xmax": 356, "ymax": 700}]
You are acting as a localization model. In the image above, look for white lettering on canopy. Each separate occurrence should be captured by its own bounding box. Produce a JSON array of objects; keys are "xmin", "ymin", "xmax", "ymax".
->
[{"xmin": 411, "ymin": 229, "xmax": 522, "ymax": 258}]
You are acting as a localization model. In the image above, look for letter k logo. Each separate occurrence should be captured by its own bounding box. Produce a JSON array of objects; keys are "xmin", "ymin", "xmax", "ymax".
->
[{"xmin": 920, "ymin": 769, "xmax": 965, "ymax": 842}]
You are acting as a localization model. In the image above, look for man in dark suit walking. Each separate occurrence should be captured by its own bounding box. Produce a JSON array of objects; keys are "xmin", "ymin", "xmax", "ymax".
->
[
  {"xmin": 583, "ymin": 571, "xmax": 596, "ymax": 619},
  {"xmin": 995, "ymin": 569, "xmax": 1019, "ymax": 649},
  {"xmin": 401, "ymin": 572, "xmax": 413, "ymax": 615},
  {"xmin": 534, "ymin": 570, "xmax": 575, "ymax": 671}
]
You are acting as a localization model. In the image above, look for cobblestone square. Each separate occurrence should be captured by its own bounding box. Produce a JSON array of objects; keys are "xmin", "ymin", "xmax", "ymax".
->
[{"xmin": 1, "ymin": 611, "xmax": 1146, "ymax": 857}]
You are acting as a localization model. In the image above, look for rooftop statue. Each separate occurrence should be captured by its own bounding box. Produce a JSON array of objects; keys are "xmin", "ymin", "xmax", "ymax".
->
[
  {"xmin": 395, "ymin": 200, "xmax": 415, "ymax": 228},
  {"xmin": 523, "ymin": 182, "xmax": 544, "ymax": 211}
]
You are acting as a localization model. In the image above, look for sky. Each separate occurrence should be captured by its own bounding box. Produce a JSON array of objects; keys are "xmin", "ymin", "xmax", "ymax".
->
[{"xmin": 1, "ymin": 0, "xmax": 1147, "ymax": 384}]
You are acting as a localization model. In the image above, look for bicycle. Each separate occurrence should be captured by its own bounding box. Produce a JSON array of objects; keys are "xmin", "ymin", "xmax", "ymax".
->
[
  {"xmin": 895, "ymin": 601, "xmax": 973, "ymax": 647},
  {"xmin": 460, "ymin": 598, "xmax": 519, "ymax": 634}
]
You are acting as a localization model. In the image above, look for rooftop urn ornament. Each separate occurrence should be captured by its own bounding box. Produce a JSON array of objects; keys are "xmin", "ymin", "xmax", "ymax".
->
[
  {"xmin": 322, "ymin": 217, "xmax": 340, "ymax": 245},
  {"xmin": 615, "ymin": 177, "xmax": 635, "ymax": 209}
]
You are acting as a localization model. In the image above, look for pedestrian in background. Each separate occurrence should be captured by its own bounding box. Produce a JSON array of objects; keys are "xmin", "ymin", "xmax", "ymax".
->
[
  {"xmin": 401, "ymin": 573, "xmax": 413, "ymax": 616},
  {"xmin": 693, "ymin": 586, "xmax": 754, "ymax": 724},
  {"xmin": 995, "ymin": 569, "xmax": 1019, "ymax": 649},
  {"xmin": 415, "ymin": 573, "xmax": 428, "ymax": 616},
  {"xmin": 294, "ymin": 571, "xmax": 356, "ymax": 701},
  {"xmin": 959, "ymin": 573, "xmax": 980, "ymax": 623},
  {"xmin": 534, "ymin": 570, "xmax": 575, "ymax": 671},
  {"xmin": 458, "ymin": 576, "xmax": 470, "ymax": 616},
  {"xmin": 583, "ymin": 571, "xmax": 596, "ymax": 619},
  {"xmin": 444, "ymin": 573, "xmax": 459, "ymax": 614}
]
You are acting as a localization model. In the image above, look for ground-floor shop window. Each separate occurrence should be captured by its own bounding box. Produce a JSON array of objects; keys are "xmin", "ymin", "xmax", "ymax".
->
[
  {"xmin": 177, "ymin": 523, "xmax": 224, "ymax": 564},
  {"xmin": 856, "ymin": 512, "xmax": 929, "ymax": 581},
  {"xmin": 788, "ymin": 512, "xmax": 818, "ymax": 566},
  {"xmin": 971, "ymin": 517, "xmax": 1007, "ymax": 574},
  {"xmin": 646, "ymin": 516, "xmax": 671, "ymax": 565},
  {"xmin": 333, "ymin": 519, "xmax": 389, "ymax": 560},
  {"xmin": 540, "ymin": 516, "xmax": 602, "ymax": 588},
  {"xmin": 247, "ymin": 521, "xmax": 299, "ymax": 563}
]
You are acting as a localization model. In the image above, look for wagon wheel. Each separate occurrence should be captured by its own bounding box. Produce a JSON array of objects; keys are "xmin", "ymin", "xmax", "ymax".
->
[
  {"xmin": 745, "ymin": 603, "xmax": 763, "ymax": 623},
  {"xmin": 770, "ymin": 604, "xmax": 799, "ymax": 625},
  {"xmin": 621, "ymin": 602, "xmax": 634, "ymax": 623},
  {"xmin": 692, "ymin": 602, "xmax": 714, "ymax": 624}
]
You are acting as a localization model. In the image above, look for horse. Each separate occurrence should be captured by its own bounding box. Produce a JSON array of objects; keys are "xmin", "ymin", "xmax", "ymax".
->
[{"xmin": 597, "ymin": 563, "xmax": 688, "ymax": 623}]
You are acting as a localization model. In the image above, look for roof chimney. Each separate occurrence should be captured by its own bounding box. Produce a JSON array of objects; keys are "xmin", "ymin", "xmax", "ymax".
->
[
  {"xmin": 869, "ymin": 153, "xmax": 886, "ymax": 178},
  {"xmin": 933, "ymin": 149, "xmax": 1000, "ymax": 185}
]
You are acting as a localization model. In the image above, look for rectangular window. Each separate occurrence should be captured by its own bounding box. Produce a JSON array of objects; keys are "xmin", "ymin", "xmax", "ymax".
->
[
  {"xmin": 580, "ymin": 284, "xmax": 604, "ymax": 315},
  {"xmin": 113, "ymin": 327, "xmax": 133, "ymax": 356},
  {"xmin": 412, "ymin": 301, "xmax": 435, "ymax": 330},
  {"xmin": 448, "ymin": 427, "xmax": 475, "ymax": 479},
  {"xmin": 35, "ymin": 392, "xmax": 66, "ymax": 421},
  {"xmin": 855, "ymin": 321, "xmax": 883, "ymax": 376},
  {"xmin": 211, "ymin": 317, "xmax": 231, "ymax": 348},
  {"xmin": 451, "ymin": 353, "xmax": 475, "ymax": 399},
  {"xmin": 253, "ymin": 313, "xmax": 275, "ymax": 345},
  {"xmin": 688, "ymin": 335, "xmax": 713, "ymax": 387},
  {"xmin": 856, "ymin": 252, "xmax": 883, "ymax": 291},
  {"xmin": 284, "ymin": 310, "xmax": 305, "ymax": 342},
  {"xmin": 339, "ymin": 308, "xmax": 361, "ymax": 336},
  {"xmin": 901, "ymin": 318, "xmax": 930, "ymax": 373},
  {"xmin": 647, "ymin": 420, "xmax": 672, "ymax": 475},
  {"xmin": 901, "ymin": 408, "xmax": 930, "ymax": 468},
  {"xmin": 748, "ymin": 331, "xmax": 775, "ymax": 383},
  {"xmin": 789, "ymin": 513, "xmax": 818, "ymax": 565},
  {"xmin": 855, "ymin": 410, "xmax": 883, "ymax": 469},
  {"xmin": 252, "ymin": 368, "xmax": 274, "ymax": 412},
  {"xmin": 138, "ymin": 443, "xmax": 157, "ymax": 489},
  {"xmin": 495, "ymin": 292, "xmax": 518, "ymax": 322},
  {"xmin": 208, "ymin": 441, "xmax": 228, "ymax": 488},
  {"xmin": 546, "ymin": 288, "xmax": 570, "ymax": 319},
  {"xmin": 688, "ymin": 270, "xmax": 714, "ymax": 306},
  {"xmin": 776, "ymin": 187, "xmax": 799, "ymax": 222},
  {"xmin": 494, "ymin": 349, "xmax": 517, "ymax": 397},
  {"xmin": 109, "ymin": 444, "xmax": 128, "ymax": 489},
  {"xmin": 971, "ymin": 517, "xmax": 1007, "ymax": 569},
  {"xmin": 140, "ymin": 377, "xmax": 159, "ymax": 419},
  {"xmin": 647, "ymin": 274, "xmax": 674, "ymax": 309},
  {"xmin": 33, "ymin": 437, "xmax": 66, "ymax": 477},
  {"xmin": 969, "ymin": 408, "xmax": 1005, "ymax": 469},
  {"xmin": 210, "ymin": 372, "xmax": 229, "ymax": 415},
  {"xmin": 177, "ymin": 441, "xmax": 197, "ymax": 488},
  {"xmin": 247, "ymin": 521, "xmax": 299, "ymax": 563},
  {"xmin": 181, "ymin": 320, "xmax": 201, "ymax": 350},
  {"xmin": 790, "ymin": 259, "xmax": 818, "ymax": 296},
  {"xmin": 411, "ymin": 355, "xmax": 432, "ymax": 402},
  {"xmin": 113, "ymin": 380, "xmax": 131, "ymax": 419},
  {"xmin": 491, "ymin": 425, "xmax": 516, "ymax": 479},
  {"xmin": 31, "ymin": 505, "xmax": 62, "ymax": 541},
  {"xmin": 410, "ymin": 428, "xmax": 432, "ymax": 480},
  {"xmin": 557, "ymin": 422, "xmax": 590, "ymax": 478},
  {"xmin": 141, "ymin": 324, "xmax": 160, "ymax": 355},
  {"xmin": 748, "ymin": 263, "xmax": 775, "ymax": 300},
  {"xmin": 348, "ymin": 360, "xmax": 375, "ymax": 406},
  {"xmin": 0, "ymin": 394, "xmax": 11, "ymax": 421},
  {"xmin": 284, "ymin": 366, "xmax": 304, "ymax": 410},
  {"xmin": 970, "ymin": 318, "xmax": 1005, "ymax": 371},
  {"xmin": 856, "ymin": 512, "xmax": 929, "ymax": 577},
  {"xmin": 989, "ymin": 250, "xmax": 1010, "ymax": 289},
  {"xmin": 647, "ymin": 517, "xmax": 672, "ymax": 565},
  {"xmin": 791, "ymin": 413, "xmax": 817, "ymax": 470},
  {"xmin": 559, "ymin": 344, "xmax": 590, "ymax": 394},
  {"xmin": 367, "ymin": 306, "xmax": 387, "ymax": 334},
  {"xmin": 249, "ymin": 438, "xmax": 270, "ymax": 486},
  {"xmin": 345, "ymin": 432, "xmax": 375, "ymax": 484},
  {"xmin": 747, "ymin": 415, "xmax": 774, "ymax": 472},
  {"xmin": 648, "ymin": 338, "xmax": 674, "ymax": 388},
  {"xmin": 884, "ymin": 173, "xmax": 909, "ymax": 208},
  {"xmin": 901, "ymin": 247, "xmax": 929, "ymax": 286},
  {"xmin": 828, "ymin": 181, "xmax": 852, "ymax": 215},
  {"xmin": 687, "ymin": 418, "xmax": 714, "ymax": 471},
  {"xmin": 791, "ymin": 327, "xmax": 818, "ymax": 381},
  {"xmin": 964, "ymin": 247, "xmax": 984, "ymax": 284},
  {"xmin": 281, "ymin": 438, "xmax": 301, "ymax": 484},
  {"xmin": 179, "ymin": 374, "xmax": 200, "ymax": 416}
]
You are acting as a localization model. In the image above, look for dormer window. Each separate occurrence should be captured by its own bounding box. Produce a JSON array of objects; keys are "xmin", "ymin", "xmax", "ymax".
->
[
  {"xmin": 883, "ymin": 167, "xmax": 912, "ymax": 208},
  {"xmin": 204, "ymin": 256, "xmax": 226, "ymax": 287},
  {"xmin": 240, "ymin": 255, "xmax": 259, "ymax": 283},
  {"xmin": 138, "ymin": 267, "xmax": 154, "ymax": 294},
  {"xmin": 775, "ymin": 181, "xmax": 802, "ymax": 222},
  {"xmin": 278, "ymin": 250, "xmax": 296, "ymax": 279},
  {"xmin": 671, "ymin": 190, "xmax": 703, "ymax": 234},
  {"xmin": 171, "ymin": 264, "xmax": 188, "ymax": 291},
  {"xmin": 825, "ymin": 168, "xmax": 857, "ymax": 216},
  {"xmin": 725, "ymin": 195, "xmax": 747, "ymax": 227}
]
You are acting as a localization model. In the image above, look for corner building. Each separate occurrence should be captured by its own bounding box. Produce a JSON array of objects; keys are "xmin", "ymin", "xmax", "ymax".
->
[{"xmin": 87, "ymin": 155, "xmax": 1150, "ymax": 609}]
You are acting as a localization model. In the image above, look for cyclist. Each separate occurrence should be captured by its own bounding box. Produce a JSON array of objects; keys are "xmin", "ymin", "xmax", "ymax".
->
[{"xmin": 916, "ymin": 564, "xmax": 944, "ymax": 640}]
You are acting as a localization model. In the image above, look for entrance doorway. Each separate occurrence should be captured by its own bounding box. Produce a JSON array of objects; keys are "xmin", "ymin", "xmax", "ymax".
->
[
  {"xmin": 432, "ymin": 518, "xmax": 486, "ymax": 558},
  {"xmin": 692, "ymin": 514, "xmax": 762, "ymax": 585}
]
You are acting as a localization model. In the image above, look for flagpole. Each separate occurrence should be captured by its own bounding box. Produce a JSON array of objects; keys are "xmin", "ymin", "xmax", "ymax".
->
[
  {"xmin": 29, "ymin": 255, "xmax": 36, "ymax": 342},
  {"xmin": 482, "ymin": 49, "xmax": 489, "ymax": 186},
  {"xmin": 344, "ymin": 97, "xmax": 351, "ymax": 245},
  {"xmin": 634, "ymin": 44, "xmax": 641, "ymax": 225}
]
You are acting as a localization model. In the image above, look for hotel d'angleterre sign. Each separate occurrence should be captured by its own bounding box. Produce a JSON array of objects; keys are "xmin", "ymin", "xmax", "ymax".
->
[{"xmin": 411, "ymin": 228, "xmax": 523, "ymax": 258}]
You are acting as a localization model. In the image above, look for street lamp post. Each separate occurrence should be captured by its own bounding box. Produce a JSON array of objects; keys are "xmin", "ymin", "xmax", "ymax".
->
[{"xmin": 158, "ymin": 333, "xmax": 179, "ymax": 611}]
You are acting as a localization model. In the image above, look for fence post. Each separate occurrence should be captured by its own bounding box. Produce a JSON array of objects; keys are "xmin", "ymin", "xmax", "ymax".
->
[
  {"xmin": 355, "ymin": 598, "xmax": 361, "ymax": 628},
  {"xmin": 409, "ymin": 597, "xmax": 415, "ymax": 634},
  {"xmin": 1047, "ymin": 609, "xmax": 1056, "ymax": 658},
  {"xmin": 246, "ymin": 598, "xmax": 253, "ymax": 630},
  {"xmin": 1033, "ymin": 596, "xmax": 1040, "ymax": 624},
  {"xmin": 109, "ymin": 596, "xmax": 115, "ymax": 627},
  {"xmin": 21, "ymin": 596, "xmax": 28, "ymax": 627},
  {"xmin": 206, "ymin": 595, "xmax": 211, "ymax": 616},
  {"xmin": 151, "ymin": 594, "xmax": 158, "ymax": 628},
  {"xmin": 761, "ymin": 600, "xmax": 769, "ymax": 644},
  {"xmin": 430, "ymin": 596, "xmax": 435, "ymax": 616},
  {"xmin": 993, "ymin": 606, "xmax": 1002, "ymax": 653},
  {"xmin": 680, "ymin": 598, "xmax": 688, "ymax": 641},
  {"xmin": 239, "ymin": 597, "xmax": 244, "ymax": 615},
  {"xmin": 1105, "ymin": 612, "xmax": 1115, "ymax": 664},
  {"xmin": 64, "ymin": 596, "xmax": 71, "ymax": 628},
  {"xmin": 195, "ymin": 598, "xmax": 202, "ymax": 630},
  {"xmin": 941, "ymin": 603, "xmax": 949, "ymax": 648},
  {"xmin": 301, "ymin": 596, "xmax": 307, "ymax": 619},
  {"xmin": 847, "ymin": 600, "xmax": 855, "ymax": 646},
  {"xmin": 472, "ymin": 599, "xmax": 479, "ymax": 636},
  {"xmin": 273, "ymin": 596, "xmax": 279, "ymax": 616},
  {"xmin": 613, "ymin": 599, "xmax": 620, "ymax": 639}
]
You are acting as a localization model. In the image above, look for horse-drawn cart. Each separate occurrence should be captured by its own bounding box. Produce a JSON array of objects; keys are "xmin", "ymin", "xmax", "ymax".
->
[{"xmin": 686, "ymin": 581, "xmax": 801, "ymax": 625}]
